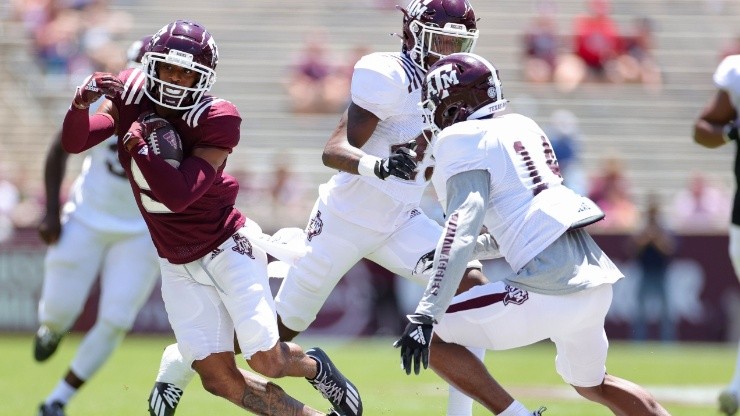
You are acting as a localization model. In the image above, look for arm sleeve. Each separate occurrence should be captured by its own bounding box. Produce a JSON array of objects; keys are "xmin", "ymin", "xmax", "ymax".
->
[
  {"xmin": 129, "ymin": 140, "xmax": 216, "ymax": 213},
  {"xmin": 415, "ymin": 169, "xmax": 490, "ymax": 321},
  {"xmin": 61, "ymin": 107, "xmax": 115, "ymax": 154}
]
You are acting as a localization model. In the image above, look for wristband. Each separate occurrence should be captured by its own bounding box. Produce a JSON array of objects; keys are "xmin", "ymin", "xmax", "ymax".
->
[
  {"xmin": 72, "ymin": 87, "xmax": 91, "ymax": 110},
  {"xmin": 358, "ymin": 154, "xmax": 381, "ymax": 177},
  {"xmin": 122, "ymin": 132, "xmax": 146, "ymax": 153},
  {"xmin": 723, "ymin": 122, "xmax": 739, "ymax": 143}
]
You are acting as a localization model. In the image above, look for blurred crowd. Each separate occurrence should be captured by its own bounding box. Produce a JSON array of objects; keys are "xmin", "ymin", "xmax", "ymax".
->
[
  {"xmin": 521, "ymin": 0, "xmax": 663, "ymax": 93},
  {"xmin": 9, "ymin": 0, "xmax": 133, "ymax": 88},
  {"xmin": 0, "ymin": 0, "xmax": 736, "ymax": 242}
]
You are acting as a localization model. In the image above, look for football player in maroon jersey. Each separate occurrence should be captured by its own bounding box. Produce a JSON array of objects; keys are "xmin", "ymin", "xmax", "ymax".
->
[{"xmin": 59, "ymin": 20, "xmax": 361, "ymax": 416}]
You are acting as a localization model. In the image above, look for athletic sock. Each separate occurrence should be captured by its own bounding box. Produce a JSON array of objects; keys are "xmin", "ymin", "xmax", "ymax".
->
[
  {"xmin": 498, "ymin": 400, "xmax": 531, "ymax": 416},
  {"xmin": 46, "ymin": 380, "xmax": 76, "ymax": 405}
]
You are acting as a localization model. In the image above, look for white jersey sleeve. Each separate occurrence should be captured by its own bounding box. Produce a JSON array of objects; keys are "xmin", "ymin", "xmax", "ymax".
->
[
  {"xmin": 351, "ymin": 53, "xmax": 409, "ymax": 121},
  {"xmin": 714, "ymin": 55, "xmax": 740, "ymax": 114}
]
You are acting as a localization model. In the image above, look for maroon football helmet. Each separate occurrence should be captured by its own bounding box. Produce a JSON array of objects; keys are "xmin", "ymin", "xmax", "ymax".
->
[
  {"xmin": 141, "ymin": 20, "xmax": 218, "ymax": 110},
  {"xmin": 399, "ymin": 0, "xmax": 479, "ymax": 71},
  {"xmin": 126, "ymin": 35, "xmax": 153, "ymax": 68},
  {"xmin": 421, "ymin": 52, "xmax": 507, "ymax": 136}
]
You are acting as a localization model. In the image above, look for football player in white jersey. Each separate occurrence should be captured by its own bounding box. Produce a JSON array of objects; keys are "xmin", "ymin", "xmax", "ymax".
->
[
  {"xmin": 34, "ymin": 36, "xmax": 161, "ymax": 416},
  {"xmin": 394, "ymin": 52, "xmax": 670, "ymax": 415},
  {"xmin": 694, "ymin": 54, "xmax": 740, "ymax": 416},
  {"xmin": 147, "ymin": 1, "xmax": 546, "ymax": 415}
]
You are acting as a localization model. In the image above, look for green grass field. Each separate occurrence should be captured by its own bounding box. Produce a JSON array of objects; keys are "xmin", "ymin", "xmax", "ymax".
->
[{"xmin": 2, "ymin": 333, "xmax": 734, "ymax": 415}]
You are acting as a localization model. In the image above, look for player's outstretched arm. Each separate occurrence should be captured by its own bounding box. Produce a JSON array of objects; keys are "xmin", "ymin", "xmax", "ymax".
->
[
  {"xmin": 61, "ymin": 73, "xmax": 123, "ymax": 154},
  {"xmin": 37, "ymin": 131, "xmax": 69, "ymax": 245}
]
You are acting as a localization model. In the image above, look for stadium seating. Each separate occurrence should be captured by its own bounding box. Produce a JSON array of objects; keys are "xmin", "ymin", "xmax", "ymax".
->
[{"xmin": 1, "ymin": 0, "xmax": 739, "ymax": 217}]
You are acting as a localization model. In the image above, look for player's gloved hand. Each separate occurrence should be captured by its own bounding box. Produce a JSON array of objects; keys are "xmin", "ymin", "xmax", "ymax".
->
[
  {"xmin": 375, "ymin": 141, "xmax": 418, "ymax": 180},
  {"xmin": 393, "ymin": 313, "xmax": 434, "ymax": 375},
  {"xmin": 122, "ymin": 112, "xmax": 167, "ymax": 152},
  {"xmin": 72, "ymin": 72, "xmax": 124, "ymax": 110},
  {"xmin": 723, "ymin": 121, "xmax": 740, "ymax": 143}
]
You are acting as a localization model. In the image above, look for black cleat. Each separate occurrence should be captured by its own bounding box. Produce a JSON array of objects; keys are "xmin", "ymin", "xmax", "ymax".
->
[
  {"xmin": 720, "ymin": 390, "xmax": 739, "ymax": 416},
  {"xmin": 148, "ymin": 382, "xmax": 183, "ymax": 416},
  {"xmin": 306, "ymin": 347, "xmax": 362, "ymax": 416},
  {"xmin": 38, "ymin": 401, "xmax": 65, "ymax": 416},
  {"xmin": 34, "ymin": 325, "xmax": 63, "ymax": 362}
]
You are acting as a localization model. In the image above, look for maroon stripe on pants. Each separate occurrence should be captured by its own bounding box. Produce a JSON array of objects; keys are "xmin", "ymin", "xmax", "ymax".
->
[{"xmin": 446, "ymin": 292, "xmax": 507, "ymax": 314}]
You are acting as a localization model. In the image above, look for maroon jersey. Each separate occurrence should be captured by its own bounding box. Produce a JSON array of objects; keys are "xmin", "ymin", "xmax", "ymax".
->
[{"xmin": 112, "ymin": 68, "xmax": 245, "ymax": 264}]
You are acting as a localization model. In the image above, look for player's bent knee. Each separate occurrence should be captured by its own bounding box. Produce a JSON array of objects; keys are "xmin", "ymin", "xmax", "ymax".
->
[
  {"xmin": 200, "ymin": 375, "xmax": 231, "ymax": 398},
  {"xmin": 248, "ymin": 345, "xmax": 289, "ymax": 379},
  {"xmin": 572, "ymin": 384, "xmax": 606, "ymax": 403}
]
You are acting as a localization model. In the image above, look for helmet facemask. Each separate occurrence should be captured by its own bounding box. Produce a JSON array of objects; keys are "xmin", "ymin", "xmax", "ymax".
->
[
  {"xmin": 142, "ymin": 50, "xmax": 217, "ymax": 110},
  {"xmin": 399, "ymin": 0, "xmax": 479, "ymax": 71},
  {"xmin": 409, "ymin": 21, "xmax": 478, "ymax": 71}
]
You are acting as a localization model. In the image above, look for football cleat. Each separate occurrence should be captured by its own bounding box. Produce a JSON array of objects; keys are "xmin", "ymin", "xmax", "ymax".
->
[
  {"xmin": 148, "ymin": 381, "xmax": 183, "ymax": 416},
  {"xmin": 34, "ymin": 325, "xmax": 63, "ymax": 362},
  {"xmin": 532, "ymin": 406, "xmax": 547, "ymax": 415},
  {"xmin": 38, "ymin": 401, "xmax": 65, "ymax": 416},
  {"xmin": 720, "ymin": 389, "xmax": 739, "ymax": 415},
  {"xmin": 306, "ymin": 347, "xmax": 363, "ymax": 416}
]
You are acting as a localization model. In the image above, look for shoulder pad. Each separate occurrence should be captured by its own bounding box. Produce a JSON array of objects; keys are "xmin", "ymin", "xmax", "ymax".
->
[{"xmin": 180, "ymin": 97, "xmax": 240, "ymax": 128}]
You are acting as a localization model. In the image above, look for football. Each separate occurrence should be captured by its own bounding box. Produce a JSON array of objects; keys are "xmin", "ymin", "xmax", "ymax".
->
[{"xmin": 145, "ymin": 117, "xmax": 183, "ymax": 168}]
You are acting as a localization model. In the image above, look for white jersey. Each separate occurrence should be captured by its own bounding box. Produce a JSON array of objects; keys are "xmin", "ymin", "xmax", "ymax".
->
[
  {"xmin": 320, "ymin": 52, "xmax": 434, "ymax": 232},
  {"xmin": 62, "ymin": 136, "xmax": 147, "ymax": 233},
  {"xmin": 432, "ymin": 113, "xmax": 604, "ymax": 272},
  {"xmin": 714, "ymin": 54, "xmax": 740, "ymax": 114}
]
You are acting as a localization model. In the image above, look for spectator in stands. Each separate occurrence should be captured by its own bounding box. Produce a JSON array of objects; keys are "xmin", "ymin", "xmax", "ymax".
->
[
  {"xmin": 12, "ymin": 0, "xmax": 132, "ymax": 87},
  {"xmin": 670, "ymin": 171, "xmax": 731, "ymax": 233},
  {"xmin": 554, "ymin": 0, "xmax": 622, "ymax": 92},
  {"xmin": 77, "ymin": 0, "xmax": 132, "ymax": 74},
  {"xmin": 30, "ymin": 4, "xmax": 85, "ymax": 81},
  {"xmin": 267, "ymin": 153, "xmax": 309, "ymax": 230},
  {"xmin": 587, "ymin": 154, "xmax": 638, "ymax": 232},
  {"xmin": 614, "ymin": 16, "xmax": 663, "ymax": 92},
  {"xmin": 629, "ymin": 192, "xmax": 677, "ymax": 342},
  {"xmin": 284, "ymin": 29, "xmax": 348, "ymax": 114},
  {"xmin": 521, "ymin": 8, "xmax": 561, "ymax": 84}
]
